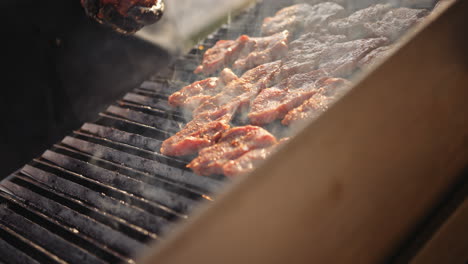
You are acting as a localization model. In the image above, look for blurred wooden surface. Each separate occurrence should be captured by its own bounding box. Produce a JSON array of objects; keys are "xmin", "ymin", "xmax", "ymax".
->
[
  {"xmin": 138, "ymin": 0, "xmax": 468, "ymax": 263},
  {"xmin": 410, "ymin": 197, "xmax": 468, "ymax": 264}
]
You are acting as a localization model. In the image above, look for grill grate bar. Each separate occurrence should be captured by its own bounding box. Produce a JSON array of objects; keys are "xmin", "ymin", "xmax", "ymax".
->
[
  {"xmin": 30, "ymin": 156, "xmax": 194, "ymax": 217},
  {"xmin": 0, "ymin": 182, "xmax": 145, "ymax": 257},
  {"xmin": 1, "ymin": 176, "xmax": 155, "ymax": 246},
  {"xmin": 80, "ymin": 122, "xmax": 163, "ymax": 153},
  {"xmin": 41, "ymin": 150, "xmax": 207, "ymax": 201},
  {"xmin": 98, "ymin": 113, "xmax": 172, "ymax": 140},
  {"xmin": 0, "ymin": 237, "xmax": 41, "ymax": 264},
  {"xmin": 58, "ymin": 137, "xmax": 224, "ymax": 191},
  {"xmin": 105, "ymin": 105, "xmax": 183, "ymax": 134},
  {"xmin": 0, "ymin": 191, "xmax": 131, "ymax": 264},
  {"xmin": 31, "ymin": 157, "xmax": 188, "ymax": 218},
  {"xmin": 121, "ymin": 93, "xmax": 185, "ymax": 118},
  {"xmin": 133, "ymin": 87, "xmax": 171, "ymax": 98},
  {"xmin": 139, "ymin": 81, "xmax": 180, "ymax": 97},
  {"xmin": 117, "ymin": 101, "xmax": 185, "ymax": 122},
  {"xmin": 71, "ymin": 130, "xmax": 190, "ymax": 168},
  {"xmin": 20, "ymin": 166, "xmax": 172, "ymax": 236},
  {"xmin": 49, "ymin": 143, "xmax": 217, "ymax": 195},
  {"xmin": 0, "ymin": 222, "xmax": 65, "ymax": 264},
  {"xmin": 0, "ymin": 206, "xmax": 106, "ymax": 264}
]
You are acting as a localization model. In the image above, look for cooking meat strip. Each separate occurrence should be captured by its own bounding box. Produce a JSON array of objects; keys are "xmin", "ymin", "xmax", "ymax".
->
[
  {"xmin": 248, "ymin": 70, "xmax": 328, "ymax": 125},
  {"xmin": 280, "ymin": 35, "xmax": 388, "ymax": 78},
  {"xmin": 187, "ymin": 126, "xmax": 277, "ymax": 176},
  {"xmin": 194, "ymin": 35, "xmax": 250, "ymax": 75},
  {"xmin": 162, "ymin": 61, "xmax": 281, "ymax": 157},
  {"xmin": 328, "ymin": 4, "xmax": 428, "ymax": 41},
  {"xmin": 168, "ymin": 68, "xmax": 238, "ymax": 111},
  {"xmin": 282, "ymin": 77, "xmax": 351, "ymax": 126},
  {"xmin": 194, "ymin": 31, "xmax": 290, "ymax": 75},
  {"xmin": 192, "ymin": 61, "xmax": 282, "ymax": 120},
  {"xmin": 261, "ymin": 2, "xmax": 346, "ymax": 37},
  {"xmin": 160, "ymin": 113, "xmax": 232, "ymax": 156},
  {"xmin": 223, "ymin": 137, "xmax": 290, "ymax": 177}
]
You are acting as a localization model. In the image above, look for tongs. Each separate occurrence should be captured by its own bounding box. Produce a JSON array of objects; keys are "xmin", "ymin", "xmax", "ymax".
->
[
  {"xmin": 80, "ymin": 0, "xmax": 165, "ymax": 34},
  {"xmin": 81, "ymin": 0, "xmax": 256, "ymax": 55}
]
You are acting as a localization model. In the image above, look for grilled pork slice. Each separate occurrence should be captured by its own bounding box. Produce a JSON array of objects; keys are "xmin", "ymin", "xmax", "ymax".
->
[
  {"xmin": 194, "ymin": 31, "xmax": 289, "ymax": 75},
  {"xmin": 187, "ymin": 126, "xmax": 277, "ymax": 176},
  {"xmin": 282, "ymin": 77, "xmax": 351, "ymax": 126},
  {"xmin": 162, "ymin": 62, "xmax": 281, "ymax": 157},
  {"xmin": 358, "ymin": 45, "xmax": 393, "ymax": 69},
  {"xmin": 232, "ymin": 30, "xmax": 290, "ymax": 71},
  {"xmin": 223, "ymin": 137, "xmax": 289, "ymax": 177},
  {"xmin": 194, "ymin": 36, "xmax": 249, "ymax": 75},
  {"xmin": 248, "ymin": 70, "xmax": 328, "ymax": 125},
  {"xmin": 261, "ymin": 2, "xmax": 345, "ymax": 37},
  {"xmin": 168, "ymin": 68, "xmax": 238, "ymax": 111},
  {"xmin": 193, "ymin": 61, "xmax": 282, "ymax": 120},
  {"xmin": 160, "ymin": 114, "xmax": 231, "ymax": 157},
  {"xmin": 328, "ymin": 4, "xmax": 428, "ymax": 41},
  {"xmin": 280, "ymin": 35, "xmax": 388, "ymax": 78}
]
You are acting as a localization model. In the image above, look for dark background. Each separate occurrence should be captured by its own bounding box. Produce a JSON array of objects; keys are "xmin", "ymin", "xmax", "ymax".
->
[{"xmin": 0, "ymin": 0, "xmax": 171, "ymax": 177}]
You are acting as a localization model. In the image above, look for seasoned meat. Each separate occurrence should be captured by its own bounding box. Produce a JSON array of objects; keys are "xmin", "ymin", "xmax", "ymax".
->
[
  {"xmin": 81, "ymin": 0, "xmax": 164, "ymax": 34},
  {"xmin": 194, "ymin": 35, "xmax": 250, "ymax": 75},
  {"xmin": 248, "ymin": 70, "xmax": 328, "ymax": 125},
  {"xmin": 193, "ymin": 61, "xmax": 282, "ymax": 119},
  {"xmin": 261, "ymin": 4, "xmax": 313, "ymax": 36},
  {"xmin": 328, "ymin": 4, "xmax": 428, "ymax": 41},
  {"xmin": 303, "ymin": 2, "xmax": 347, "ymax": 34},
  {"xmin": 168, "ymin": 68, "xmax": 238, "ymax": 111},
  {"xmin": 187, "ymin": 126, "xmax": 277, "ymax": 176},
  {"xmin": 282, "ymin": 77, "xmax": 351, "ymax": 126},
  {"xmin": 162, "ymin": 62, "xmax": 281, "ymax": 157},
  {"xmin": 358, "ymin": 45, "xmax": 393, "ymax": 69},
  {"xmin": 232, "ymin": 31, "xmax": 290, "ymax": 71},
  {"xmin": 223, "ymin": 137, "xmax": 289, "ymax": 177},
  {"xmin": 280, "ymin": 35, "xmax": 388, "ymax": 78},
  {"xmin": 160, "ymin": 114, "xmax": 231, "ymax": 157},
  {"xmin": 261, "ymin": 3, "xmax": 345, "ymax": 36},
  {"xmin": 195, "ymin": 31, "xmax": 289, "ymax": 75}
]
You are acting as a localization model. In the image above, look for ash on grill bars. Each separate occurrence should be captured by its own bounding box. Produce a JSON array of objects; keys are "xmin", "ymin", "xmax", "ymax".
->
[{"xmin": 0, "ymin": 0, "xmax": 442, "ymax": 263}]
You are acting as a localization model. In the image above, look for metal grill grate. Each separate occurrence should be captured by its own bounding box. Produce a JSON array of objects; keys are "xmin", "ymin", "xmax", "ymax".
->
[{"xmin": 0, "ymin": 1, "xmax": 297, "ymax": 262}]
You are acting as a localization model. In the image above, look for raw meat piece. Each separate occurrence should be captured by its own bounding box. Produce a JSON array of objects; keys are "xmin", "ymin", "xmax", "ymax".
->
[
  {"xmin": 223, "ymin": 137, "xmax": 290, "ymax": 177},
  {"xmin": 248, "ymin": 70, "xmax": 328, "ymax": 125},
  {"xmin": 261, "ymin": 3, "xmax": 345, "ymax": 36},
  {"xmin": 282, "ymin": 77, "xmax": 351, "ymax": 126},
  {"xmin": 187, "ymin": 126, "xmax": 277, "ymax": 176},
  {"xmin": 195, "ymin": 31, "xmax": 289, "ymax": 75},
  {"xmin": 160, "ymin": 114, "xmax": 231, "ymax": 156},
  {"xmin": 328, "ymin": 4, "xmax": 428, "ymax": 41},
  {"xmin": 168, "ymin": 68, "xmax": 238, "ymax": 110},
  {"xmin": 194, "ymin": 35, "xmax": 250, "ymax": 75},
  {"xmin": 280, "ymin": 36, "xmax": 388, "ymax": 78}
]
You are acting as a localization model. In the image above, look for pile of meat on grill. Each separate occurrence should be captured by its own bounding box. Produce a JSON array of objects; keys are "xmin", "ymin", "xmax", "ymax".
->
[{"xmin": 161, "ymin": 2, "xmax": 430, "ymax": 177}]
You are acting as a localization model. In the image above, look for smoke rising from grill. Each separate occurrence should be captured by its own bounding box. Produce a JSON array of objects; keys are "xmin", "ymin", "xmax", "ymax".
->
[{"xmin": 160, "ymin": 0, "xmax": 439, "ymax": 177}]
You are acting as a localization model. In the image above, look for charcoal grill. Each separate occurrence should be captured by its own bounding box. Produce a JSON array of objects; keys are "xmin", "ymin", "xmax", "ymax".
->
[
  {"xmin": 0, "ymin": 2, "xmax": 280, "ymax": 262},
  {"xmin": 1, "ymin": 0, "xmax": 468, "ymax": 263}
]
